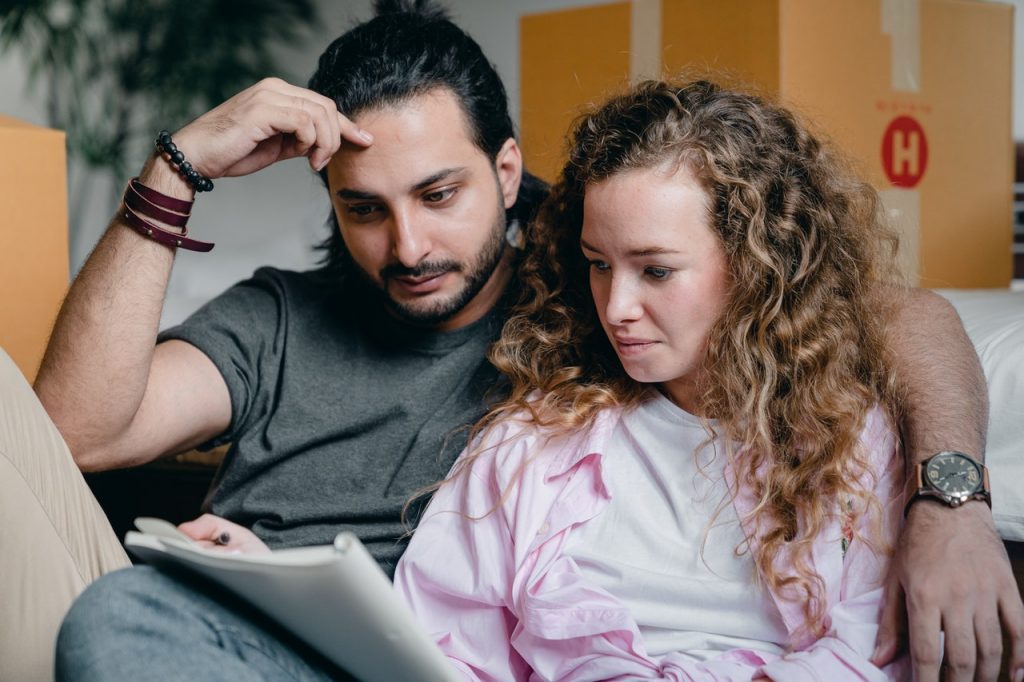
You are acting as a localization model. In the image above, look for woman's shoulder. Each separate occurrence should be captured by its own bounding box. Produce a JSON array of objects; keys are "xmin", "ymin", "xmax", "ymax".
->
[
  {"xmin": 462, "ymin": 401, "xmax": 622, "ymax": 481},
  {"xmin": 859, "ymin": 405, "xmax": 898, "ymax": 450},
  {"xmin": 855, "ymin": 404, "xmax": 901, "ymax": 478}
]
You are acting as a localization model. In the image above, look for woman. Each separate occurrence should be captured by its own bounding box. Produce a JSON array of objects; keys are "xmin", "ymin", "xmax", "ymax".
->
[{"xmin": 394, "ymin": 79, "xmax": 908, "ymax": 680}]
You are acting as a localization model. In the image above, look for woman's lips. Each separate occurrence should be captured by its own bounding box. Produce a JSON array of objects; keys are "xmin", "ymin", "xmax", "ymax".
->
[{"xmin": 614, "ymin": 337, "xmax": 657, "ymax": 356}]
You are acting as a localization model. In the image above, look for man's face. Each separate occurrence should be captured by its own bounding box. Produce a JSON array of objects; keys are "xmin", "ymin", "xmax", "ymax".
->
[{"xmin": 326, "ymin": 89, "xmax": 522, "ymax": 330}]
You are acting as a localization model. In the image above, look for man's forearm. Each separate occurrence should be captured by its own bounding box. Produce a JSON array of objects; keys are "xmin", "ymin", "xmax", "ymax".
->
[
  {"xmin": 34, "ymin": 160, "xmax": 193, "ymax": 462},
  {"xmin": 885, "ymin": 287, "xmax": 988, "ymax": 470}
]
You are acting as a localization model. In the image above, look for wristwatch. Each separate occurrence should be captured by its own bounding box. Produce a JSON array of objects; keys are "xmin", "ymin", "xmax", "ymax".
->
[{"xmin": 904, "ymin": 450, "xmax": 991, "ymax": 518}]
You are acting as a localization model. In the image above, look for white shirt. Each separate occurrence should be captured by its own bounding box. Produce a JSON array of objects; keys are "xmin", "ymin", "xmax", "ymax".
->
[{"xmin": 565, "ymin": 392, "xmax": 789, "ymax": 660}]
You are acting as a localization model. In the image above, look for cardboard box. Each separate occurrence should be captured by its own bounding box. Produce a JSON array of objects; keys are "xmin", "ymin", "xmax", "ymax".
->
[
  {"xmin": 521, "ymin": 0, "xmax": 1014, "ymax": 287},
  {"xmin": 0, "ymin": 116, "xmax": 69, "ymax": 381}
]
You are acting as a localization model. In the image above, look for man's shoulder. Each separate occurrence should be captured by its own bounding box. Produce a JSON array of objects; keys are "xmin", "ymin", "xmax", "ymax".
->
[
  {"xmin": 245, "ymin": 265, "xmax": 337, "ymax": 296},
  {"xmin": 232, "ymin": 266, "xmax": 356, "ymax": 319},
  {"xmin": 163, "ymin": 266, "xmax": 352, "ymax": 341}
]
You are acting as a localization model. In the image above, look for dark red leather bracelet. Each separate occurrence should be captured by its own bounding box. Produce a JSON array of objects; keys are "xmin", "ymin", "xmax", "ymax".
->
[
  {"xmin": 122, "ymin": 206, "xmax": 215, "ymax": 252},
  {"xmin": 125, "ymin": 182, "xmax": 189, "ymax": 228},
  {"xmin": 129, "ymin": 177, "xmax": 193, "ymax": 213}
]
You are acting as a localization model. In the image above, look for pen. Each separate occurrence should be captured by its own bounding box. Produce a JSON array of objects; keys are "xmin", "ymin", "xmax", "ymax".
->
[{"xmin": 213, "ymin": 532, "xmax": 231, "ymax": 546}]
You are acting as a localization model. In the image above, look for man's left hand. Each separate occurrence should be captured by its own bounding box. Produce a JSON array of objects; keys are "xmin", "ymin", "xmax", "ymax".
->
[{"xmin": 872, "ymin": 501, "xmax": 1024, "ymax": 681}]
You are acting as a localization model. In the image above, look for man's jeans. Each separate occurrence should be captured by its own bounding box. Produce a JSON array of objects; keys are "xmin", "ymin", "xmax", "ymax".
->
[{"xmin": 57, "ymin": 565, "xmax": 357, "ymax": 681}]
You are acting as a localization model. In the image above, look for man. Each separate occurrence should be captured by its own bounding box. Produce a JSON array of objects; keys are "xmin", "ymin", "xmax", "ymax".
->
[{"xmin": 2, "ymin": 1, "xmax": 1016, "ymax": 680}]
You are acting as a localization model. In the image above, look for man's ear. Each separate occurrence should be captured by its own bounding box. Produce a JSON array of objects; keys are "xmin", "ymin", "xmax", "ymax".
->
[{"xmin": 494, "ymin": 137, "xmax": 523, "ymax": 210}]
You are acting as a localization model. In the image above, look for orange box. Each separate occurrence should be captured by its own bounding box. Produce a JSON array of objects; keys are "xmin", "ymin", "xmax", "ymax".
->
[
  {"xmin": 521, "ymin": 0, "xmax": 1014, "ymax": 288},
  {"xmin": 0, "ymin": 116, "xmax": 69, "ymax": 381},
  {"xmin": 521, "ymin": 2, "xmax": 633, "ymax": 185}
]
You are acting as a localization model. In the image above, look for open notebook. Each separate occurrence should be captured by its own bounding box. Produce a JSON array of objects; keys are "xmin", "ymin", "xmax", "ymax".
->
[{"xmin": 125, "ymin": 518, "xmax": 460, "ymax": 682}]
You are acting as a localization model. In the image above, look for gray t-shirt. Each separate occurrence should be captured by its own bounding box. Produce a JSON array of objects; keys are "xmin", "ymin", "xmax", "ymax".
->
[{"xmin": 158, "ymin": 266, "xmax": 505, "ymax": 576}]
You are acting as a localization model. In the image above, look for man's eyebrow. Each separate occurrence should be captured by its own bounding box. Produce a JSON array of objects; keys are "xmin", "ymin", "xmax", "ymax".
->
[
  {"xmin": 335, "ymin": 167, "xmax": 468, "ymax": 202},
  {"xmin": 335, "ymin": 187, "xmax": 379, "ymax": 201},
  {"xmin": 579, "ymin": 239, "xmax": 681, "ymax": 257},
  {"xmin": 412, "ymin": 167, "xmax": 467, "ymax": 191}
]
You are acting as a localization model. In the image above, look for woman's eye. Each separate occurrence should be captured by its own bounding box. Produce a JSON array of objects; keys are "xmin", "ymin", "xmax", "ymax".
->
[
  {"xmin": 645, "ymin": 266, "xmax": 672, "ymax": 280},
  {"xmin": 588, "ymin": 260, "xmax": 610, "ymax": 272}
]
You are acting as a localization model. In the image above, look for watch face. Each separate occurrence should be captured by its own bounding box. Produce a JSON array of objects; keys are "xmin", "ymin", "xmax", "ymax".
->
[{"xmin": 924, "ymin": 452, "xmax": 983, "ymax": 495}]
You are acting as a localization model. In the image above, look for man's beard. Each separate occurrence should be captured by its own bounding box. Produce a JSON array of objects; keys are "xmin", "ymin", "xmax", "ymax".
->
[{"xmin": 362, "ymin": 202, "xmax": 509, "ymax": 327}]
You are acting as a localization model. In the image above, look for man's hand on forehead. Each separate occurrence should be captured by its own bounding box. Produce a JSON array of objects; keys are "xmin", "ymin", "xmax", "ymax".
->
[{"xmin": 170, "ymin": 78, "xmax": 375, "ymax": 181}]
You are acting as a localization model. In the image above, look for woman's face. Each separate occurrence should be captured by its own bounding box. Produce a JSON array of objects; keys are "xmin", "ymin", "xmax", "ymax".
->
[{"xmin": 580, "ymin": 164, "xmax": 730, "ymax": 413}]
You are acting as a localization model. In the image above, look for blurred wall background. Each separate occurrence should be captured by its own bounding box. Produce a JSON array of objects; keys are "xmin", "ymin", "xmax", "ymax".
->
[{"xmin": 1, "ymin": 0, "xmax": 1021, "ymax": 328}]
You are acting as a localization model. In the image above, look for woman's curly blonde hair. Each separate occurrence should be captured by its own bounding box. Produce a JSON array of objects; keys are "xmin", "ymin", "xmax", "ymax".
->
[{"xmin": 445, "ymin": 79, "xmax": 904, "ymax": 633}]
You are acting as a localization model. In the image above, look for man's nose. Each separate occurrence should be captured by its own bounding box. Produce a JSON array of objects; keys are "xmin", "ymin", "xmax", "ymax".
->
[{"xmin": 390, "ymin": 208, "xmax": 431, "ymax": 267}]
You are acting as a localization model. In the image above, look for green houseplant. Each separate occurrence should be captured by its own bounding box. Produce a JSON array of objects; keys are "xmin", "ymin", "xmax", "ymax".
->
[{"xmin": 1, "ymin": 0, "xmax": 319, "ymax": 249}]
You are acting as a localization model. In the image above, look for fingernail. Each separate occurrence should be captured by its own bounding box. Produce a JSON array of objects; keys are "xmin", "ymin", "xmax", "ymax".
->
[
  {"xmin": 358, "ymin": 129, "xmax": 373, "ymax": 143},
  {"xmin": 1013, "ymin": 667, "xmax": 1024, "ymax": 682}
]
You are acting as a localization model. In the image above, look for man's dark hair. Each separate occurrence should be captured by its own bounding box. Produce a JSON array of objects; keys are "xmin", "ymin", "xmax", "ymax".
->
[{"xmin": 308, "ymin": 0, "xmax": 548, "ymax": 275}]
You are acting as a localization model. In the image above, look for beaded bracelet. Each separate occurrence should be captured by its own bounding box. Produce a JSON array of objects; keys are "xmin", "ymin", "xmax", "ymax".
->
[{"xmin": 155, "ymin": 130, "xmax": 214, "ymax": 193}]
